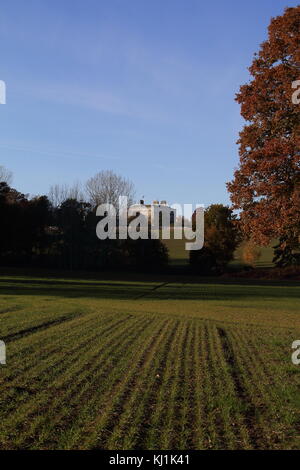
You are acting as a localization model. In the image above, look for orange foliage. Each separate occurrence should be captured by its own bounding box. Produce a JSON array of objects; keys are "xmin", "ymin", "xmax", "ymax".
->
[{"xmin": 227, "ymin": 7, "xmax": 300, "ymax": 247}]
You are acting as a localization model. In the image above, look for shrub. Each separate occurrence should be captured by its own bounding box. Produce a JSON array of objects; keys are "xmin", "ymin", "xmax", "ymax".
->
[{"xmin": 242, "ymin": 241, "xmax": 261, "ymax": 267}]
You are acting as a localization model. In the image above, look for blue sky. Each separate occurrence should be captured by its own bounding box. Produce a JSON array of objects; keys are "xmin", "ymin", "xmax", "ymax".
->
[{"xmin": 0, "ymin": 0, "xmax": 298, "ymax": 207}]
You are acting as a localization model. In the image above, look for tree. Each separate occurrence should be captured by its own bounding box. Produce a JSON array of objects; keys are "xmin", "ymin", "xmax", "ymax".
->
[
  {"xmin": 273, "ymin": 236, "xmax": 300, "ymax": 267},
  {"xmin": 242, "ymin": 241, "xmax": 261, "ymax": 267},
  {"xmin": 0, "ymin": 166, "xmax": 13, "ymax": 185},
  {"xmin": 227, "ymin": 6, "xmax": 300, "ymax": 265},
  {"xmin": 190, "ymin": 204, "xmax": 240, "ymax": 274},
  {"xmin": 48, "ymin": 181, "xmax": 84, "ymax": 207},
  {"xmin": 0, "ymin": 183, "xmax": 54, "ymax": 266},
  {"xmin": 125, "ymin": 238, "xmax": 169, "ymax": 271},
  {"xmin": 56, "ymin": 199, "xmax": 89, "ymax": 270},
  {"xmin": 0, "ymin": 183, "xmax": 26, "ymax": 261},
  {"xmin": 86, "ymin": 170, "xmax": 135, "ymax": 209}
]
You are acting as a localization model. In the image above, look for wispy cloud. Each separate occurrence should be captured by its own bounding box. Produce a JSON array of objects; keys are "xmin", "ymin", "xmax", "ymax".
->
[
  {"xmin": 0, "ymin": 141, "xmax": 120, "ymax": 162},
  {"xmin": 13, "ymin": 78, "xmax": 197, "ymax": 126},
  {"xmin": 3, "ymin": 8, "xmax": 241, "ymax": 128}
]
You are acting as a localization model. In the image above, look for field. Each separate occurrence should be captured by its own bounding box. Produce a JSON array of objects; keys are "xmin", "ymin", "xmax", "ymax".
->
[
  {"xmin": 162, "ymin": 233, "xmax": 275, "ymax": 268},
  {"xmin": 0, "ymin": 271, "xmax": 299, "ymax": 450}
]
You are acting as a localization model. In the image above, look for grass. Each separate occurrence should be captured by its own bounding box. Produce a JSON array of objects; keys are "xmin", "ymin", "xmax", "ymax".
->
[
  {"xmin": 233, "ymin": 240, "xmax": 277, "ymax": 269},
  {"xmin": 162, "ymin": 229, "xmax": 276, "ymax": 267},
  {"xmin": 163, "ymin": 236, "xmax": 190, "ymax": 266},
  {"xmin": 0, "ymin": 270, "xmax": 299, "ymax": 450}
]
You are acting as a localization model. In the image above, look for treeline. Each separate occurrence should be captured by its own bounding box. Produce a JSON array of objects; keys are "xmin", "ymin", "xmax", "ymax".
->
[
  {"xmin": 0, "ymin": 167, "xmax": 243, "ymax": 274},
  {"xmin": 0, "ymin": 163, "xmax": 298, "ymax": 274},
  {"xmin": 0, "ymin": 180, "xmax": 168, "ymax": 272}
]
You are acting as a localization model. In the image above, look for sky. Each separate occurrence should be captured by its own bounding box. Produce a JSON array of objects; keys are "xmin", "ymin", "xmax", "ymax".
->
[{"xmin": 0, "ymin": 0, "xmax": 298, "ymax": 208}]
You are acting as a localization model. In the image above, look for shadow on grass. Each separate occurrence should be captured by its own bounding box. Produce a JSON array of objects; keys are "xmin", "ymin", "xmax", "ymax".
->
[{"xmin": 0, "ymin": 274, "xmax": 299, "ymax": 301}]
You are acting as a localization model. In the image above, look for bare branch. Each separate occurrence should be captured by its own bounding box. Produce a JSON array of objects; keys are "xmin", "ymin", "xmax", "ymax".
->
[
  {"xmin": 48, "ymin": 181, "xmax": 85, "ymax": 207},
  {"xmin": 86, "ymin": 170, "xmax": 135, "ymax": 209},
  {"xmin": 0, "ymin": 166, "xmax": 13, "ymax": 185}
]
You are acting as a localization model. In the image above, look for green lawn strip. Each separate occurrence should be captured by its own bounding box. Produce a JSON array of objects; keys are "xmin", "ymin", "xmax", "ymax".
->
[
  {"xmin": 208, "ymin": 324, "xmax": 241, "ymax": 449},
  {"xmin": 173, "ymin": 321, "xmax": 196, "ymax": 449},
  {"xmin": 75, "ymin": 318, "xmax": 173, "ymax": 449},
  {"xmin": 190, "ymin": 322, "xmax": 206, "ymax": 449},
  {"xmin": 141, "ymin": 321, "xmax": 186, "ymax": 449},
  {"xmin": 34, "ymin": 315, "xmax": 153, "ymax": 449},
  {"xmin": 230, "ymin": 328, "xmax": 299, "ymax": 449},
  {"xmin": 213, "ymin": 325, "xmax": 253, "ymax": 449},
  {"xmin": 107, "ymin": 320, "xmax": 181, "ymax": 449},
  {"xmin": 0, "ymin": 311, "xmax": 120, "ymax": 413},
  {"xmin": 0, "ymin": 314, "xmax": 143, "ymax": 448},
  {"xmin": 0, "ymin": 310, "xmax": 114, "ymax": 387},
  {"xmin": 155, "ymin": 322, "xmax": 190, "ymax": 450}
]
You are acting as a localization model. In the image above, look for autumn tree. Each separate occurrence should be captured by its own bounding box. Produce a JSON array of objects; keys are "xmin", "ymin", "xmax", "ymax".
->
[
  {"xmin": 227, "ymin": 6, "xmax": 300, "ymax": 266},
  {"xmin": 242, "ymin": 241, "xmax": 261, "ymax": 267}
]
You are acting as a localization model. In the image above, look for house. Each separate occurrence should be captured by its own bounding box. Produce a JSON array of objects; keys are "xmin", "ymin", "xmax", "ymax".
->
[{"xmin": 130, "ymin": 200, "xmax": 176, "ymax": 226}]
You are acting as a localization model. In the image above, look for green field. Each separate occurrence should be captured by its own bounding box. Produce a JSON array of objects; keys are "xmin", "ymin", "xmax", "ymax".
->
[
  {"xmin": 162, "ymin": 234, "xmax": 275, "ymax": 268},
  {"xmin": 0, "ymin": 271, "xmax": 299, "ymax": 450}
]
